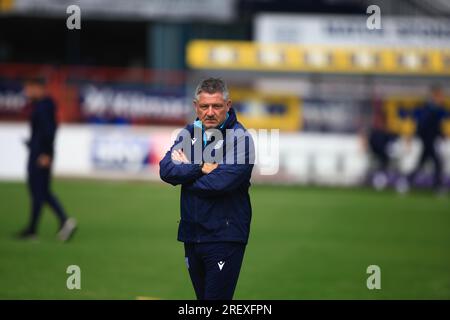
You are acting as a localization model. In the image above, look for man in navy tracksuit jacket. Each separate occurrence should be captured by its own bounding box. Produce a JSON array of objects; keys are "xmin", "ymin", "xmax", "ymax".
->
[
  {"xmin": 160, "ymin": 78, "xmax": 254, "ymax": 300},
  {"xmin": 17, "ymin": 79, "xmax": 77, "ymax": 241}
]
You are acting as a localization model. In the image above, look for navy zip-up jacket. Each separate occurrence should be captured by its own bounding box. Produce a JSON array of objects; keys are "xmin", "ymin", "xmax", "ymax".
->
[
  {"xmin": 159, "ymin": 108, "xmax": 254, "ymax": 244},
  {"xmin": 27, "ymin": 97, "xmax": 57, "ymax": 165}
]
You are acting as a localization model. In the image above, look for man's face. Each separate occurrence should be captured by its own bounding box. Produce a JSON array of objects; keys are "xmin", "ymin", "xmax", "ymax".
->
[{"xmin": 194, "ymin": 92, "xmax": 231, "ymax": 130}]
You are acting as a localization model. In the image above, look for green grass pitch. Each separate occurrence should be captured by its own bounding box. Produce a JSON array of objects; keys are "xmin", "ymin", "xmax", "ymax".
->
[{"xmin": 0, "ymin": 179, "xmax": 449, "ymax": 299}]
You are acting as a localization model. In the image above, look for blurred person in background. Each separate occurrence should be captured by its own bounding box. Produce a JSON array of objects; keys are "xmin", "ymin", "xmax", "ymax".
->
[
  {"xmin": 159, "ymin": 78, "xmax": 254, "ymax": 300},
  {"xmin": 397, "ymin": 85, "xmax": 449, "ymax": 194},
  {"xmin": 16, "ymin": 78, "xmax": 77, "ymax": 241}
]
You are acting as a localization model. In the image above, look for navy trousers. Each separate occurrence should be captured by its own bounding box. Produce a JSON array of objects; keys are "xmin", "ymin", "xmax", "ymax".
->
[
  {"xmin": 184, "ymin": 242, "xmax": 246, "ymax": 300},
  {"xmin": 27, "ymin": 163, "xmax": 67, "ymax": 233}
]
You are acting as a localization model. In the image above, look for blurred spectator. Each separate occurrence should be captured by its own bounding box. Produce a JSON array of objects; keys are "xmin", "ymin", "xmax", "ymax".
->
[
  {"xmin": 16, "ymin": 78, "xmax": 77, "ymax": 241},
  {"xmin": 397, "ymin": 85, "xmax": 449, "ymax": 194}
]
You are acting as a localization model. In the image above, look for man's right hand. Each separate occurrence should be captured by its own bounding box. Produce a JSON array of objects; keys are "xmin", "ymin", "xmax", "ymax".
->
[{"xmin": 202, "ymin": 163, "xmax": 218, "ymax": 174}]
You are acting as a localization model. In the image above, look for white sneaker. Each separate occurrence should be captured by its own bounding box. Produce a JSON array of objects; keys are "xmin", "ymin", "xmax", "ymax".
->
[{"xmin": 58, "ymin": 218, "xmax": 78, "ymax": 242}]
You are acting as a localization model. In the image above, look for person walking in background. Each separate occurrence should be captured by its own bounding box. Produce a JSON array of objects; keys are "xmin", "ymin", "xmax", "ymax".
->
[
  {"xmin": 397, "ymin": 84, "xmax": 449, "ymax": 194},
  {"xmin": 16, "ymin": 78, "xmax": 77, "ymax": 241}
]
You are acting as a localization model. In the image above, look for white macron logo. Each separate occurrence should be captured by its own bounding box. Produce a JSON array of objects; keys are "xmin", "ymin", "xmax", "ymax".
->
[
  {"xmin": 218, "ymin": 261, "xmax": 225, "ymax": 271},
  {"xmin": 191, "ymin": 137, "xmax": 197, "ymax": 145}
]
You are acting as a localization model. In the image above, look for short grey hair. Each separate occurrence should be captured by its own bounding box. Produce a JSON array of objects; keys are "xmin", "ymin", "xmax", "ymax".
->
[{"xmin": 194, "ymin": 78, "xmax": 229, "ymax": 101}]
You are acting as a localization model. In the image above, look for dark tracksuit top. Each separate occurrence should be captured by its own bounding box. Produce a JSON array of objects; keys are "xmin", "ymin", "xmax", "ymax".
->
[
  {"xmin": 159, "ymin": 108, "xmax": 254, "ymax": 244},
  {"xmin": 400, "ymin": 101, "xmax": 448, "ymax": 144}
]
